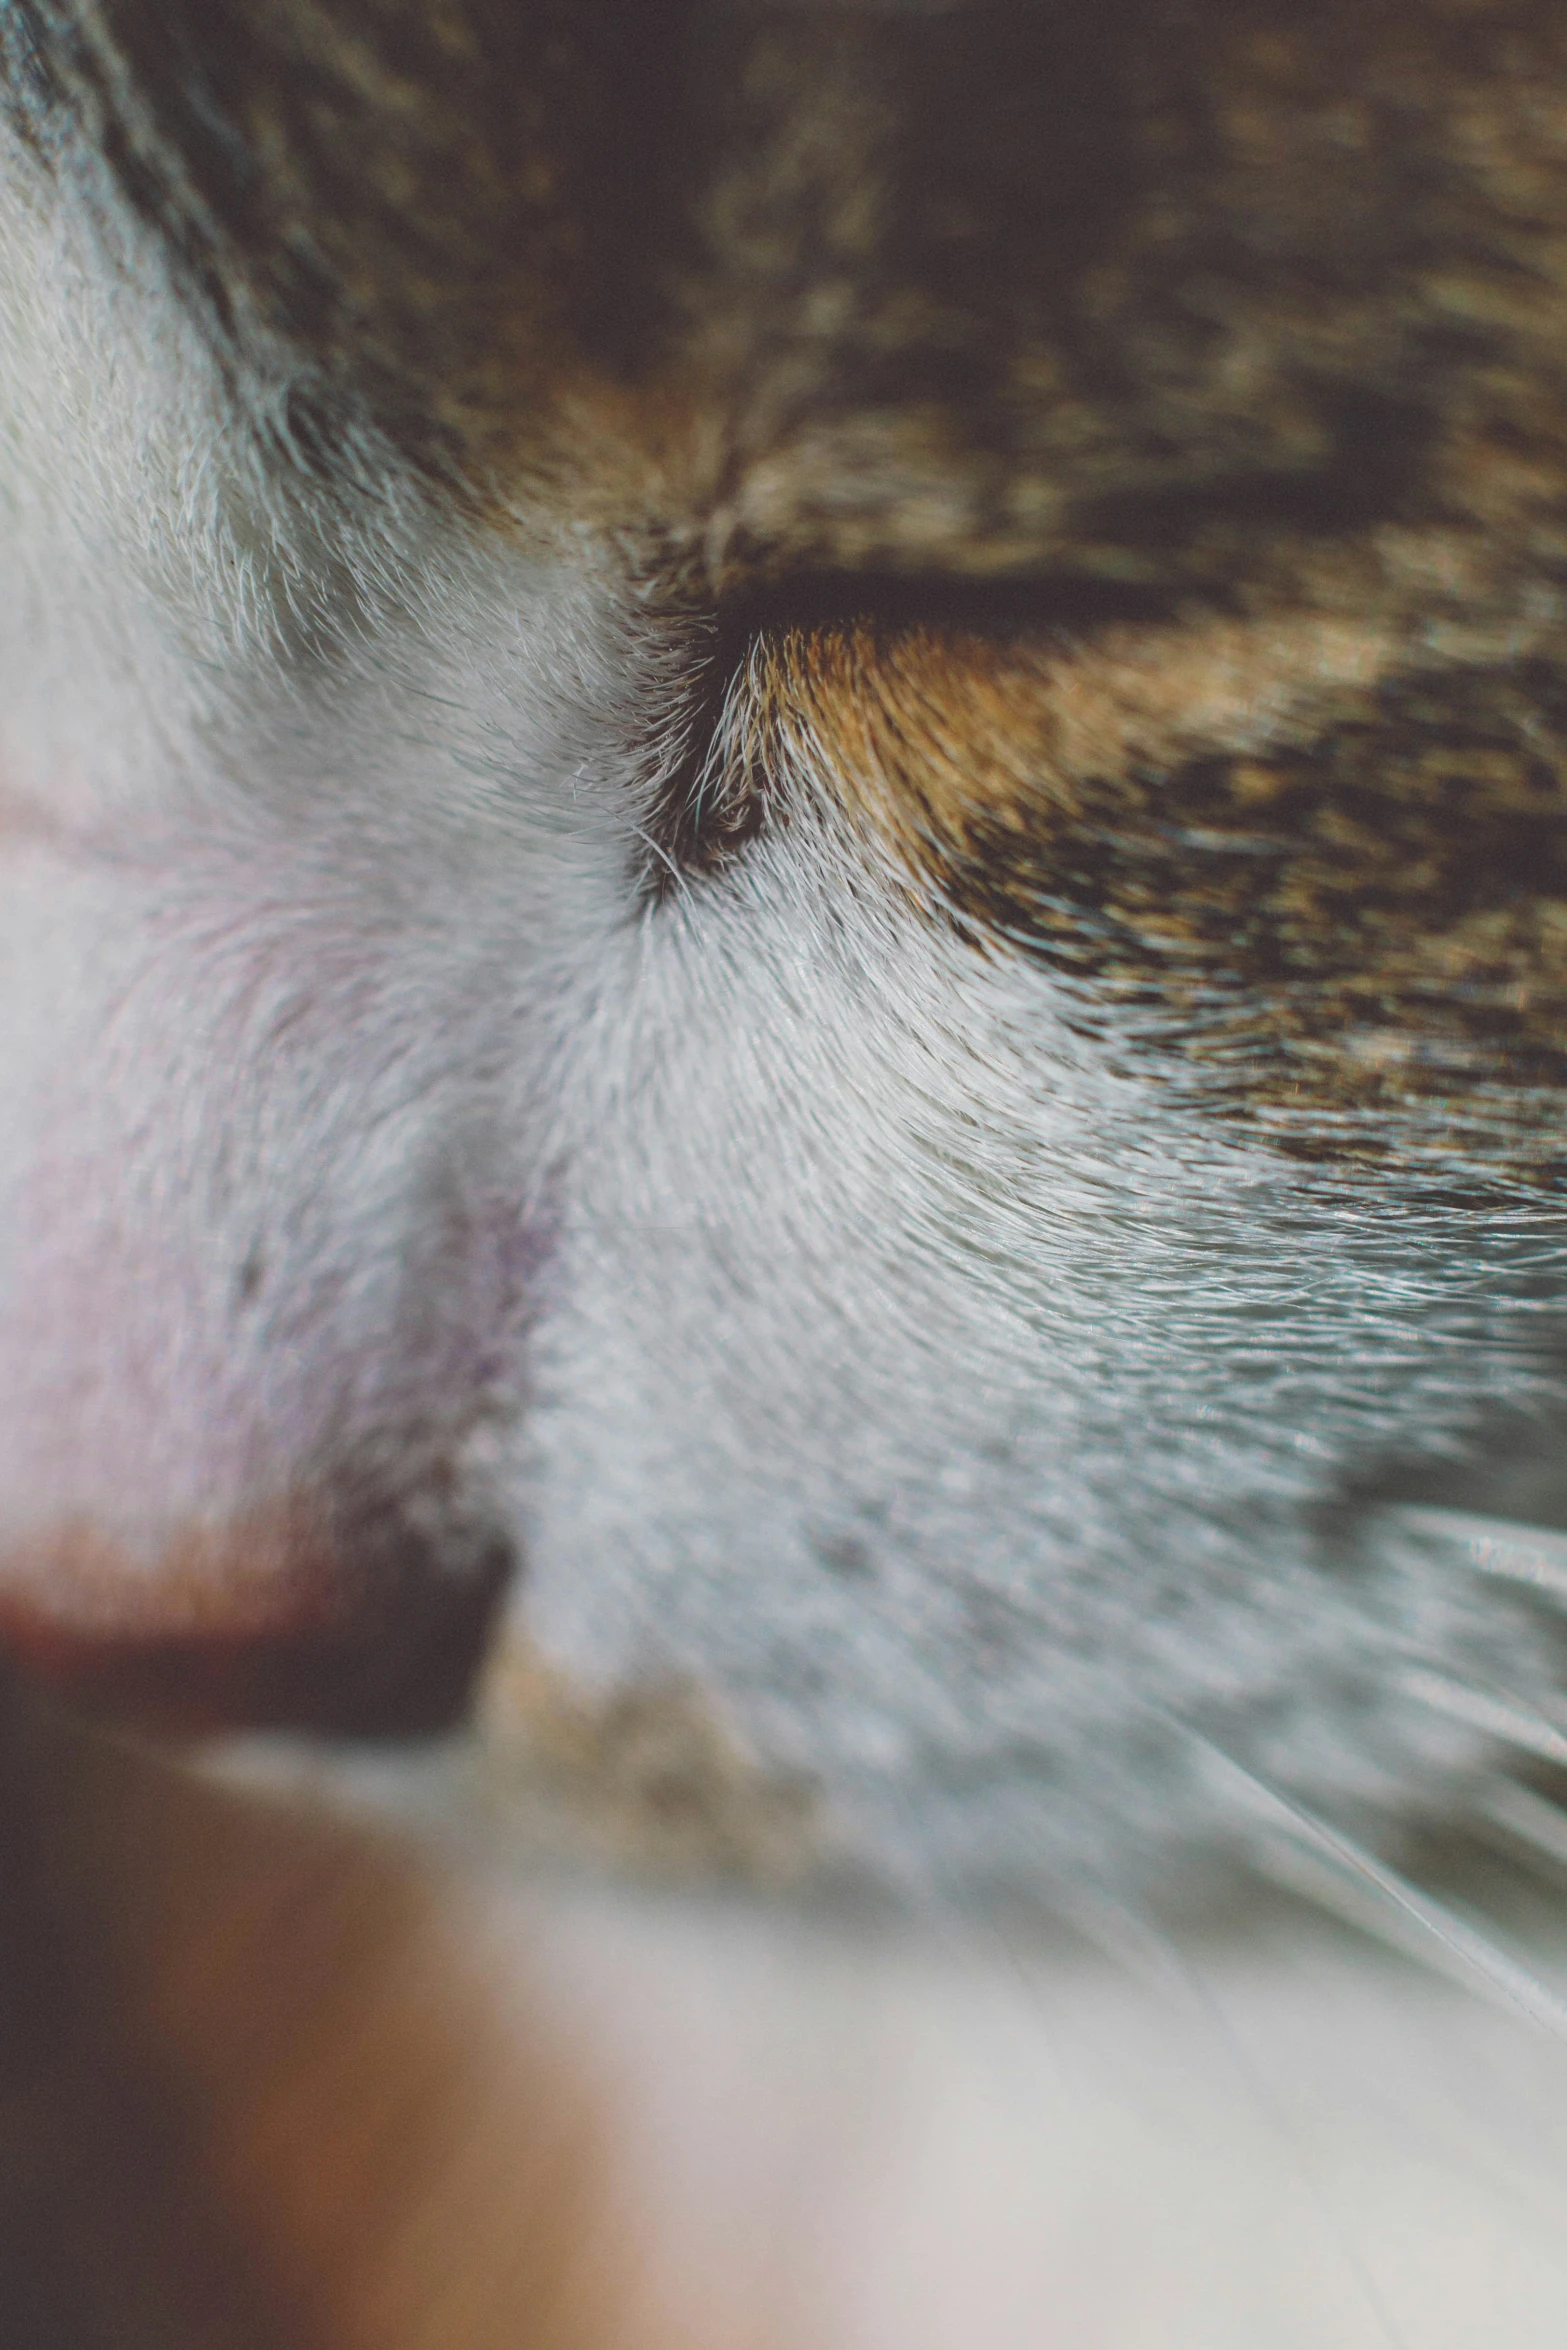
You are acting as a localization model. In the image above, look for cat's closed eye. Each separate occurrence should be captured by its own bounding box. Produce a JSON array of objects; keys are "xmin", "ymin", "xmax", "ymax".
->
[
  {"xmin": 7, "ymin": 1, "xmax": 1567, "ymax": 2342},
  {"xmin": 657, "ymin": 572, "xmax": 1567, "ymax": 1178}
]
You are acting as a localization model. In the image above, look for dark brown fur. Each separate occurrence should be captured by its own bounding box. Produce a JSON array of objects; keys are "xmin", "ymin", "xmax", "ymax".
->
[{"xmin": 14, "ymin": 2, "xmax": 1567, "ymax": 577}]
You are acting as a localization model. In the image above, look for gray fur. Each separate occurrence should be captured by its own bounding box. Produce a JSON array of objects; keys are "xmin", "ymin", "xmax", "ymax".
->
[{"xmin": 5, "ymin": 120, "xmax": 1567, "ymax": 1905}]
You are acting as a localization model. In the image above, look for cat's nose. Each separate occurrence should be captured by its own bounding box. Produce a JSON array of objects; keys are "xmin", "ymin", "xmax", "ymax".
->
[{"xmin": 0, "ymin": 1494, "xmax": 513, "ymax": 1737}]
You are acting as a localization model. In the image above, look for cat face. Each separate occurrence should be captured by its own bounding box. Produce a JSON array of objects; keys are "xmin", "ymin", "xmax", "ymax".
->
[{"xmin": 4, "ymin": 0, "xmax": 1567, "ymax": 1908}]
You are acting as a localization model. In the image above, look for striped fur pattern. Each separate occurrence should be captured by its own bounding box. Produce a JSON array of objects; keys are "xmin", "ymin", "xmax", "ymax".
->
[{"xmin": 7, "ymin": 4, "xmax": 1567, "ymax": 2338}]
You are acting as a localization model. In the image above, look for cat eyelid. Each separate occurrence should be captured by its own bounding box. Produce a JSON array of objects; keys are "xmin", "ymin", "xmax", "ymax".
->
[{"xmin": 706, "ymin": 569, "xmax": 1183, "ymax": 662}]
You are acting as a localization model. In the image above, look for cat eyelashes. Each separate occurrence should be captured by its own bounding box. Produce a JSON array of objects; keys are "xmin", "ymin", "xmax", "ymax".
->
[
  {"xmin": 642, "ymin": 568, "xmax": 1180, "ymax": 889},
  {"xmin": 649, "ymin": 607, "xmax": 1567, "ymax": 1180}
]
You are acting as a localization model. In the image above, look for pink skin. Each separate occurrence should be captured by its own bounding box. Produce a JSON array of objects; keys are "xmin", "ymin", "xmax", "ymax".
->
[{"xmin": 0, "ymin": 804, "xmax": 540, "ymax": 1728}]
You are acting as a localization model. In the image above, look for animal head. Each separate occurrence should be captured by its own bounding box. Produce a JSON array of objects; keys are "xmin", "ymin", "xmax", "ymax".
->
[{"xmin": 5, "ymin": 0, "xmax": 1567, "ymax": 1913}]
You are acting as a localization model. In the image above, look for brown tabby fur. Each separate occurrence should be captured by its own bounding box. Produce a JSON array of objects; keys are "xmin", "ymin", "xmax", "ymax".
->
[{"xmin": 8, "ymin": 1, "xmax": 1567, "ymax": 2339}]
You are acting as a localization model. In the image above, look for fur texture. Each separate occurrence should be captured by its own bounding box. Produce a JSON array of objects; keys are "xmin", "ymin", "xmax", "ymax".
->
[
  {"xmin": 5, "ymin": 2, "xmax": 1567, "ymax": 1896},
  {"xmin": 7, "ymin": 4, "xmax": 1567, "ymax": 2336}
]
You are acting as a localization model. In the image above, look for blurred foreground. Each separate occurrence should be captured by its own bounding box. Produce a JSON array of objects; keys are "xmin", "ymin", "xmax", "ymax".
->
[{"xmin": 5, "ymin": 1680, "xmax": 1567, "ymax": 2349}]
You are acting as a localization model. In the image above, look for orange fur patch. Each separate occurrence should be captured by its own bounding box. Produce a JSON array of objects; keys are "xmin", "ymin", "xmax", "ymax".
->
[
  {"xmin": 721, "ymin": 587, "xmax": 1567, "ymax": 1168},
  {"xmin": 740, "ymin": 608, "xmax": 1404, "ymax": 858}
]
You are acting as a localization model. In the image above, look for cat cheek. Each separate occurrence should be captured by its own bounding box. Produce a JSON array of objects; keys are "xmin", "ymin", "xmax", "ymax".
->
[{"xmin": 0, "ymin": 868, "xmax": 528, "ymax": 1731}]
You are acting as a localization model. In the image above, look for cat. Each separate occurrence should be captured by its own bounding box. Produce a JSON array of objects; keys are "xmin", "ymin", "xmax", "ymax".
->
[{"xmin": 5, "ymin": 0, "xmax": 1567, "ymax": 2340}]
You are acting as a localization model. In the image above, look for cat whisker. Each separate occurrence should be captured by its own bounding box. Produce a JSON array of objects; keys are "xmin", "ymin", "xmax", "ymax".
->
[
  {"xmin": 1474, "ymin": 1781, "xmax": 1567, "ymax": 1877},
  {"xmin": 1180, "ymin": 1728, "xmax": 1567, "ymax": 2040},
  {"xmin": 1381, "ymin": 1506, "xmax": 1567, "ymax": 1606},
  {"xmin": 1398, "ymin": 1669, "xmax": 1567, "ymax": 1771}
]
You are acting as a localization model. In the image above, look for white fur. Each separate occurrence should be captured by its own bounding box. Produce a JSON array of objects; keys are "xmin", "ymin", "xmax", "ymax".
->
[
  {"xmin": 8, "ymin": 104, "xmax": 1567, "ymax": 2340},
  {"xmin": 4, "ymin": 112, "xmax": 1567, "ymax": 1873}
]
